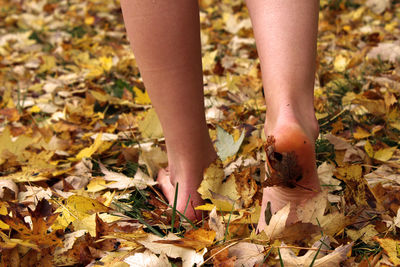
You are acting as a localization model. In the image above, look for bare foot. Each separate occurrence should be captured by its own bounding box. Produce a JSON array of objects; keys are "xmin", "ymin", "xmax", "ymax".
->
[
  {"xmin": 156, "ymin": 149, "xmax": 217, "ymax": 221},
  {"xmin": 257, "ymin": 109, "xmax": 321, "ymax": 232},
  {"xmin": 157, "ymin": 168, "xmax": 204, "ymax": 220}
]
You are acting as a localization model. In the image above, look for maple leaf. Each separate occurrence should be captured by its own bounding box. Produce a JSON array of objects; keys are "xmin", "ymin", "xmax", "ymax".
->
[
  {"xmin": 0, "ymin": 199, "xmax": 62, "ymax": 249},
  {"xmin": 99, "ymin": 162, "xmax": 156, "ymax": 190}
]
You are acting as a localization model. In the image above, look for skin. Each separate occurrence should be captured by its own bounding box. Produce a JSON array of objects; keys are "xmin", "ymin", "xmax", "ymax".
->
[{"xmin": 120, "ymin": 0, "xmax": 321, "ymax": 229}]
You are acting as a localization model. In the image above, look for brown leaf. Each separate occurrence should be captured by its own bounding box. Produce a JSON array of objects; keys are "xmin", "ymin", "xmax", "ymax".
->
[
  {"xmin": 156, "ymin": 228, "xmax": 216, "ymax": 251},
  {"xmin": 263, "ymin": 136, "xmax": 304, "ymax": 189},
  {"xmin": 211, "ymin": 247, "xmax": 236, "ymax": 267},
  {"xmin": 275, "ymin": 222, "xmax": 320, "ymax": 244}
]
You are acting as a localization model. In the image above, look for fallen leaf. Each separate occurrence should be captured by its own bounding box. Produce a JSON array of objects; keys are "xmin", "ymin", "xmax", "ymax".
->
[
  {"xmin": 54, "ymin": 195, "xmax": 109, "ymax": 229},
  {"xmin": 133, "ymin": 87, "xmax": 152, "ymax": 105},
  {"xmin": 138, "ymin": 233, "xmax": 206, "ymax": 267},
  {"xmin": 100, "ymin": 163, "xmax": 156, "ymax": 190},
  {"xmin": 76, "ymin": 132, "xmax": 103, "ymax": 160},
  {"xmin": 234, "ymin": 168, "xmax": 258, "ymax": 208},
  {"xmin": 0, "ymin": 180, "xmax": 18, "ymax": 198},
  {"xmin": 139, "ymin": 145, "xmax": 168, "ymax": 178},
  {"xmin": 346, "ymin": 224, "xmax": 378, "ymax": 245},
  {"xmin": 335, "ymin": 165, "xmax": 376, "ymax": 207},
  {"xmin": 261, "ymin": 203, "xmax": 290, "ymax": 241},
  {"xmin": 275, "ymin": 222, "xmax": 320, "ymax": 244},
  {"xmin": 280, "ymin": 237, "xmax": 353, "ymax": 267},
  {"xmin": 333, "ymin": 54, "xmax": 349, "ymax": 72},
  {"xmin": 375, "ymin": 237, "xmax": 400, "ymax": 266},
  {"xmin": 124, "ymin": 250, "xmax": 170, "ymax": 267},
  {"xmin": 138, "ymin": 108, "xmax": 163, "ymax": 139},
  {"xmin": 209, "ymin": 207, "xmax": 225, "ymax": 240},
  {"xmin": 296, "ymin": 193, "xmax": 327, "ymax": 225},
  {"xmin": 198, "ymin": 159, "xmax": 240, "ymax": 204},
  {"xmin": 228, "ymin": 242, "xmax": 264, "ymax": 267},
  {"xmin": 353, "ymin": 127, "xmax": 371, "ymax": 139},
  {"xmin": 156, "ymin": 228, "xmax": 216, "ymax": 251},
  {"xmin": 215, "ymin": 126, "xmax": 245, "ymax": 161},
  {"xmin": 211, "ymin": 246, "xmax": 236, "ymax": 267},
  {"xmin": 373, "ymin": 146, "xmax": 397, "ymax": 162},
  {"xmin": 317, "ymin": 162, "xmax": 341, "ymax": 191},
  {"xmin": 366, "ymin": 0, "xmax": 391, "ymax": 14}
]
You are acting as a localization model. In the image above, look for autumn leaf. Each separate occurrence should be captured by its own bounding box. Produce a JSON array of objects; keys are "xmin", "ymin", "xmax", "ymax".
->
[
  {"xmin": 1, "ymin": 0, "xmax": 400, "ymax": 265},
  {"xmin": 280, "ymin": 237, "xmax": 353, "ymax": 267},
  {"xmin": 215, "ymin": 126, "xmax": 245, "ymax": 161}
]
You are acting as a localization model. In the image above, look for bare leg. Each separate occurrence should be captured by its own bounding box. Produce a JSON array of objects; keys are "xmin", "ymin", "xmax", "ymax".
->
[
  {"xmin": 245, "ymin": 0, "xmax": 321, "ymax": 230},
  {"xmin": 120, "ymin": 0, "xmax": 217, "ymax": 220}
]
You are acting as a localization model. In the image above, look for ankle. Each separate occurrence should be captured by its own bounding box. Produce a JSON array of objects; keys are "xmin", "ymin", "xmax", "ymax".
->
[
  {"xmin": 167, "ymin": 146, "xmax": 217, "ymax": 187},
  {"xmin": 265, "ymin": 102, "xmax": 319, "ymax": 141}
]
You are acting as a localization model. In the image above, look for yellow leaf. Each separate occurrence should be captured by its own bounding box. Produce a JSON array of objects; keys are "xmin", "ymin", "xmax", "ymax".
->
[
  {"xmin": 133, "ymin": 87, "xmax": 151, "ymax": 105},
  {"xmin": 0, "ymin": 202, "xmax": 9, "ymax": 230},
  {"xmin": 86, "ymin": 64, "xmax": 104, "ymax": 79},
  {"xmin": 155, "ymin": 228, "xmax": 216, "ymax": 251},
  {"xmin": 86, "ymin": 177, "xmax": 107, "ymax": 192},
  {"xmin": 374, "ymin": 147, "xmax": 397, "ymax": 162},
  {"xmin": 99, "ymin": 56, "xmax": 113, "ymax": 72},
  {"xmin": 101, "ymin": 191, "xmax": 116, "ymax": 207},
  {"xmin": 29, "ymin": 105, "xmax": 41, "ymax": 113},
  {"xmin": 198, "ymin": 160, "xmax": 240, "ymax": 211},
  {"xmin": 390, "ymin": 121, "xmax": 400, "ymax": 131},
  {"xmin": 333, "ymin": 54, "xmax": 348, "ymax": 72},
  {"xmin": 38, "ymin": 55, "xmax": 56, "ymax": 74},
  {"xmin": 202, "ymin": 50, "xmax": 218, "ymax": 70},
  {"xmin": 0, "ymin": 169, "xmax": 48, "ymax": 183},
  {"xmin": 197, "ymin": 159, "xmax": 225, "ymax": 200},
  {"xmin": 375, "ymin": 238, "xmax": 400, "ymax": 266},
  {"xmin": 72, "ymin": 213, "xmax": 122, "ymax": 236},
  {"xmin": 353, "ymin": 127, "xmax": 371, "ymax": 139},
  {"xmin": 89, "ymin": 90, "xmax": 109, "ymax": 102},
  {"xmin": 76, "ymin": 133, "xmax": 103, "ymax": 160},
  {"xmin": 195, "ymin": 203, "xmax": 219, "ymax": 211},
  {"xmin": 138, "ymin": 109, "xmax": 163, "ymax": 139},
  {"xmin": 85, "ymin": 15, "xmax": 95, "ymax": 25},
  {"xmin": 54, "ymin": 195, "xmax": 109, "ymax": 229},
  {"xmin": 315, "ymin": 112, "xmax": 329, "ymax": 120},
  {"xmin": 364, "ymin": 140, "xmax": 374, "ymax": 158}
]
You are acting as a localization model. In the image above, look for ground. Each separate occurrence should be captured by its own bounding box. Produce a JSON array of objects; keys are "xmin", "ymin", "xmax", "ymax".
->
[{"xmin": 0, "ymin": 0, "xmax": 400, "ymax": 266}]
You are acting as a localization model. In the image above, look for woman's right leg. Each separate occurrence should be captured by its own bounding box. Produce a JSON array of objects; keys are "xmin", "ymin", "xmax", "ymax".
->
[{"xmin": 120, "ymin": 0, "xmax": 217, "ymax": 220}]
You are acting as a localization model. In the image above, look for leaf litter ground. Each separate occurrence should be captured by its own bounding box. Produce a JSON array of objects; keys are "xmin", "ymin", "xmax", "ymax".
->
[{"xmin": 1, "ymin": 0, "xmax": 400, "ymax": 266}]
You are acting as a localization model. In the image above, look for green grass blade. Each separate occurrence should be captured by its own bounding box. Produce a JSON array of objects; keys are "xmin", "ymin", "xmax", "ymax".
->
[
  {"xmin": 179, "ymin": 194, "xmax": 191, "ymax": 229},
  {"xmin": 156, "ymin": 197, "xmax": 198, "ymax": 229},
  {"xmin": 278, "ymin": 248, "xmax": 284, "ymax": 267},
  {"xmin": 171, "ymin": 182, "xmax": 179, "ymax": 233},
  {"xmin": 309, "ymin": 243, "xmax": 322, "ymax": 267},
  {"xmin": 224, "ymin": 205, "xmax": 234, "ymax": 242}
]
